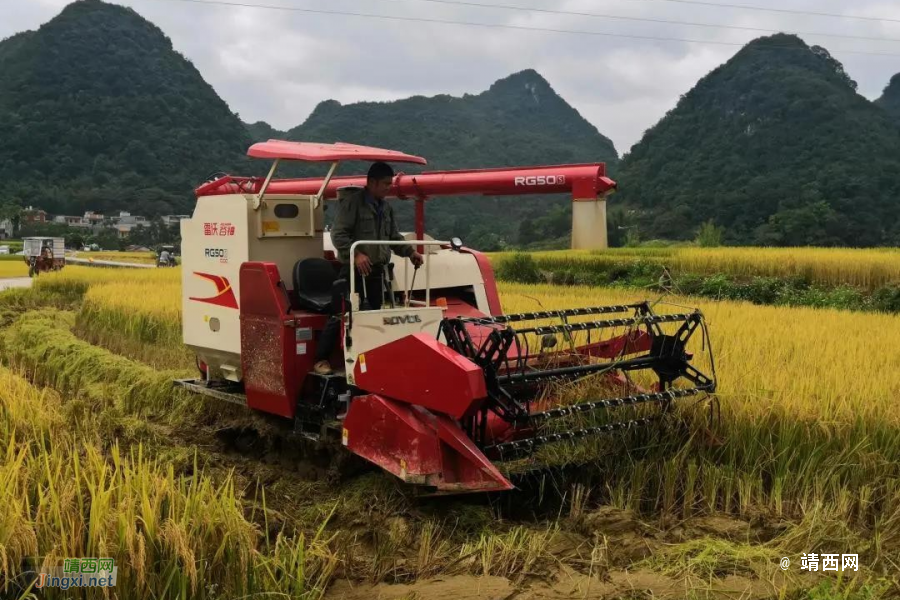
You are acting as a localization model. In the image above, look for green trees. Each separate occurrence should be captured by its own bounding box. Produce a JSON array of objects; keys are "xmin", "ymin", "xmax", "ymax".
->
[
  {"xmin": 0, "ymin": 0, "xmax": 619, "ymax": 244},
  {"xmin": 0, "ymin": 203, "xmax": 22, "ymax": 236},
  {"xmin": 289, "ymin": 70, "xmax": 619, "ymax": 246},
  {"xmin": 126, "ymin": 218, "xmax": 178, "ymax": 247},
  {"xmin": 245, "ymin": 121, "xmax": 286, "ymax": 142},
  {"xmin": 875, "ymin": 73, "xmax": 900, "ymax": 122},
  {"xmin": 616, "ymin": 35, "xmax": 900, "ymax": 247},
  {"xmin": 3, "ymin": 4, "xmax": 898, "ymax": 249},
  {"xmin": 695, "ymin": 220, "xmax": 725, "ymax": 247},
  {"xmin": 0, "ymin": 0, "xmax": 251, "ymax": 216}
]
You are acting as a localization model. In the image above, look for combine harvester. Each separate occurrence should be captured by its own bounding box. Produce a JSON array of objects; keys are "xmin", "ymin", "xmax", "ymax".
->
[{"xmin": 177, "ymin": 141, "xmax": 716, "ymax": 493}]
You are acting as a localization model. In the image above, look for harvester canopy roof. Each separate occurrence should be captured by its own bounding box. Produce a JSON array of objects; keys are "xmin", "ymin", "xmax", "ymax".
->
[{"xmin": 247, "ymin": 140, "xmax": 428, "ymax": 165}]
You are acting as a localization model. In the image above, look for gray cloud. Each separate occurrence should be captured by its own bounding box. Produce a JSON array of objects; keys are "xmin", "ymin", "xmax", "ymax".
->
[{"xmin": 3, "ymin": 0, "xmax": 899, "ymax": 154}]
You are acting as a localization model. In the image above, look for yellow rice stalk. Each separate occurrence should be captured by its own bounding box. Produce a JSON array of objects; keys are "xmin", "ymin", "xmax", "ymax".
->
[
  {"xmin": 29, "ymin": 267, "xmax": 181, "ymax": 314},
  {"xmin": 0, "ymin": 365, "xmax": 335, "ymax": 598},
  {"xmin": 80, "ymin": 282, "xmax": 182, "ymax": 346},
  {"xmin": 0, "ymin": 262, "xmax": 28, "ymax": 278},
  {"xmin": 34, "ymin": 265, "xmax": 180, "ymax": 289},
  {"xmin": 21, "ymin": 263, "xmax": 900, "ymax": 527},
  {"xmin": 499, "ymin": 282, "xmax": 900, "ymax": 426}
]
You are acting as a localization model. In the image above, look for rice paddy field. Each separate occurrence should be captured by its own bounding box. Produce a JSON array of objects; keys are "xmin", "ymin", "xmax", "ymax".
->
[
  {"xmin": 490, "ymin": 247, "xmax": 900, "ymax": 315},
  {"xmin": 0, "ymin": 254, "xmax": 898, "ymax": 599},
  {"xmin": 0, "ymin": 261, "xmax": 27, "ymax": 277},
  {"xmin": 74, "ymin": 251, "xmax": 159, "ymax": 265},
  {"xmin": 491, "ymin": 247, "xmax": 900, "ymax": 289}
]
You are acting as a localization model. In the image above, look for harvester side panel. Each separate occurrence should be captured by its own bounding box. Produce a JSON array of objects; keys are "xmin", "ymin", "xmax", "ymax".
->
[
  {"xmin": 352, "ymin": 333, "xmax": 488, "ymax": 420},
  {"xmin": 181, "ymin": 195, "xmax": 250, "ymax": 380},
  {"xmin": 181, "ymin": 191, "xmax": 326, "ymax": 382}
]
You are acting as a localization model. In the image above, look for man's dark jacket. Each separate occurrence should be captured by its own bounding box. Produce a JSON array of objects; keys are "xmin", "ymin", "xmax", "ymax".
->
[{"xmin": 331, "ymin": 186, "xmax": 413, "ymax": 266}]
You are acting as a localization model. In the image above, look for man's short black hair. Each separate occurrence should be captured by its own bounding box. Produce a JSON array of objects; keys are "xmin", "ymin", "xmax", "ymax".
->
[{"xmin": 367, "ymin": 162, "xmax": 394, "ymax": 182}]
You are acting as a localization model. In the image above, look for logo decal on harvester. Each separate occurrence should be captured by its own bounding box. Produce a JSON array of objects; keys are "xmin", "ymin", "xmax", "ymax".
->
[
  {"xmin": 190, "ymin": 272, "xmax": 239, "ymax": 309},
  {"xmin": 383, "ymin": 315, "xmax": 422, "ymax": 326},
  {"xmin": 204, "ymin": 248, "xmax": 229, "ymax": 263},
  {"xmin": 514, "ymin": 175, "xmax": 565, "ymax": 186},
  {"xmin": 203, "ymin": 222, "xmax": 235, "ymax": 236}
]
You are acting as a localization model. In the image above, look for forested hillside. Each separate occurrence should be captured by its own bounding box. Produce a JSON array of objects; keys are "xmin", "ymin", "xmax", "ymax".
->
[
  {"xmin": 616, "ymin": 34, "xmax": 900, "ymax": 246},
  {"xmin": 876, "ymin": 73, "xmax": 900, "ymax": 123},
  {"xmin": 285, "ymin": 70, "xmax": 619, "ymax": 248},
  {"xmin": 245, "ymin": 120, "xmax": 286, "ymax": 143},
  {"xmin": 0, "ymin": 0, "xmax": 617, "ymax": 248},
  {"xmin": 3, "ymin": 2, "xmax": 898, "ymax": 248},
  {"xmin": 0, "ymin": 0, "xmax": 251, "ymax": 216}
]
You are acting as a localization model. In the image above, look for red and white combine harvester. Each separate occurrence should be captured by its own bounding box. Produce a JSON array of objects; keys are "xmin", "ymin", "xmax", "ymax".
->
[{"xmin": 178, "ymin": 141, "xmax": 716, "ymax": 493}]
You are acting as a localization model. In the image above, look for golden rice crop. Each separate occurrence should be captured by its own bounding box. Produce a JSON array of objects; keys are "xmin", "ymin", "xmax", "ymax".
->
[
  {"xmin": 499, "ymin": 281, "xmax": 900, "ymax": 425},
  {"xmin": 26, "ymin": 267, "xmax": 188, "ymax": 367},
  {"xmin": 60, "ymin": 270, "xmax": 900, "ymax": 427},
  {"xmin": 21, "ymin": 267, "xmax": 900, "ymax": 528},
  {"xmin": 500, "ymin": 281, "xmax": 900, "ymax": 526},
  {"xmin": 0, "ymin": 261, "xmax": 28, "ymax": 277},
  {"xmin": 491, "ymin": 247, "xmax": 900, "ymax": 289},
  {"xmin": 78, "ymin": 281, "xmax": 188, "ymax": 368},
  {"xmin": 36, "ymin": 265, "xmax": 181, "ymax": 287},
  {"xmin": 0, "ymin": 365, "xmax": 336, "ymax": 599},
  {"xmin": 32, "ymin": 266, "xmax": 180, "ymax": 304},
  {"xmin": 82, "ymin": 281, "xmax": 181, "ymax": 342}
]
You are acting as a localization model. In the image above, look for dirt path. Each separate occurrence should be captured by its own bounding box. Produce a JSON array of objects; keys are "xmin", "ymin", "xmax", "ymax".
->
[
  {"xmin": 0, "ymin": 277, "xmax": 32, "ymax": 291},
  {"xmin": 323, "ymin": 568, "xmax": 787, "ymax": 600}
]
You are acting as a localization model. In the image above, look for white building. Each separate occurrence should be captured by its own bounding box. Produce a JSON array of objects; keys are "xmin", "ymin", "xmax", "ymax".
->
[
  {"xmin": 161, "ymin": 215, "xmax": 190, "ymax": 227},
  {"xmin": 54, "ymin": 215, "xmax": 90, "ymax": 228},
  {"xmin": 109, "ymin": 211, "xmax": 149, "ymax": 234}
]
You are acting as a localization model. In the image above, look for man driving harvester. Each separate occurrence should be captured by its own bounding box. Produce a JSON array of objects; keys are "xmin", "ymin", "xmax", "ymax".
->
[{"xmin": 313, "ymin": 161, "xmax": 424, "ymax": 375}]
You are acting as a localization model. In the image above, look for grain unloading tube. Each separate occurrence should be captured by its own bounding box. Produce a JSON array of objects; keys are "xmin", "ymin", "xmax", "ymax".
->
[{"xmin": 195, "ymin": 146, "xmax": 617, "ymax": 250}]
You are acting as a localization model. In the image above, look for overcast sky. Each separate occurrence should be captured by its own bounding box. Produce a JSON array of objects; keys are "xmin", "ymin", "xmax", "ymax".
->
[{"xmin": 3, "ymin": 0, "xmax": 899, "ymax": 154}]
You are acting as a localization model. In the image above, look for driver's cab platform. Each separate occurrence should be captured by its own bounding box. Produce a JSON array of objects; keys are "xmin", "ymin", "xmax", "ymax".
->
[{"xmin": 236, "ymin": 246, "xmax": 450, "ymax": 419}]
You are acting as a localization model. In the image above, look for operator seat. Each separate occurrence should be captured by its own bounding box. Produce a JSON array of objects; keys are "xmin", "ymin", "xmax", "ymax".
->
[{"xmin": 293, "ymin": 258, "xmax": 338, "ymax": 313}]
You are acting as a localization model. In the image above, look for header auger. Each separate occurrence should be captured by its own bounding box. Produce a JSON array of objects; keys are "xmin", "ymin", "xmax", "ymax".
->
[{"xmin": 177, "ymin": 140, "xmax": 717, "ymax": 494}]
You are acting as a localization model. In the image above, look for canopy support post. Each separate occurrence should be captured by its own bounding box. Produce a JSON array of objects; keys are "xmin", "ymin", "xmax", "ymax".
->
[
  {"xmin": 415, "ymin": 196, "xmax": 426, "ymax": 255},
  {"xmin": 315, "ymin": 161, "xmax": 340, "ymax": 208},
  {"xmin": 253, "ymin": 159, "xmax": 280, "ymax": 210}
]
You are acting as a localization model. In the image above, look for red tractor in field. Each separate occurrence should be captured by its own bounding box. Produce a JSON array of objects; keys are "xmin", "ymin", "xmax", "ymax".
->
[{"xmin": 176, "ymin": 141, "xmax": 716, "ymax": 493}]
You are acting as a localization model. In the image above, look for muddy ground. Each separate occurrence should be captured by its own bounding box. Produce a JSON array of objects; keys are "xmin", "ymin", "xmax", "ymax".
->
[{"xmin": 171, "ymin": 406, "xmax": 843, "ymax": 600}]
